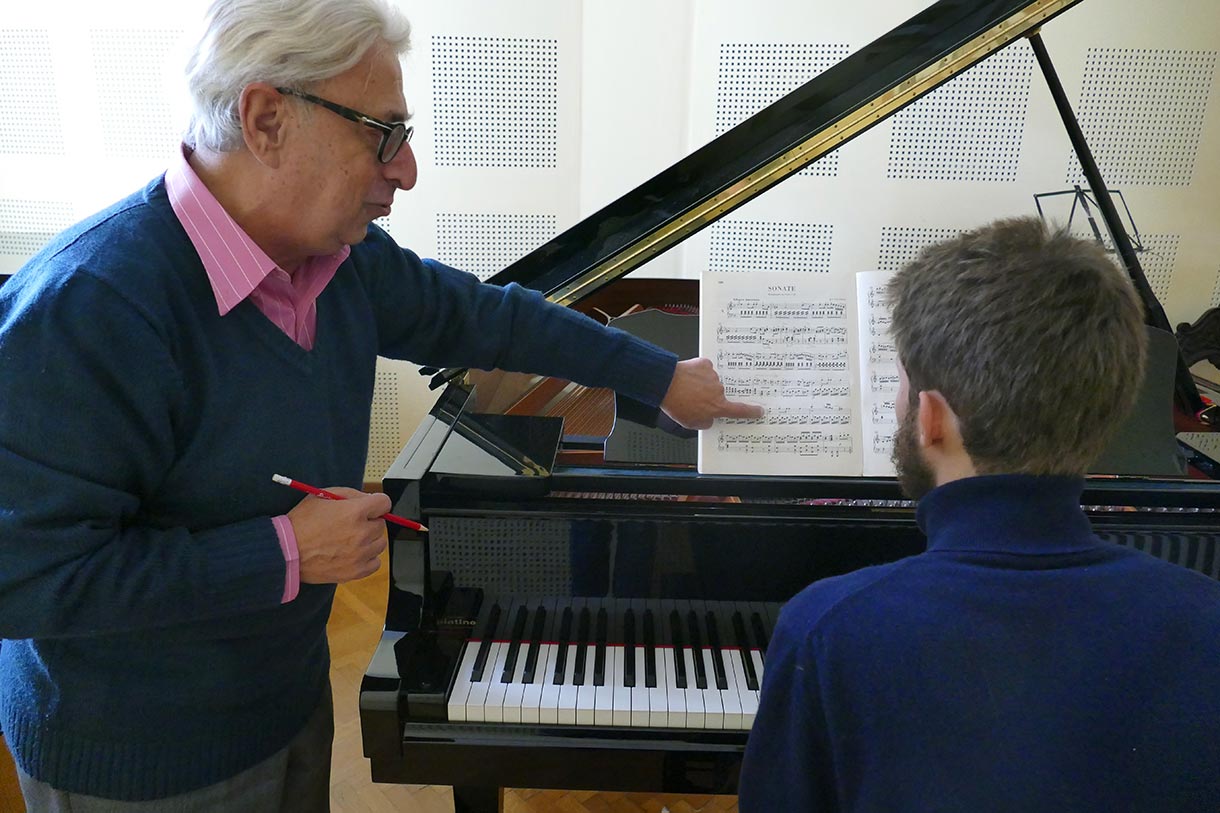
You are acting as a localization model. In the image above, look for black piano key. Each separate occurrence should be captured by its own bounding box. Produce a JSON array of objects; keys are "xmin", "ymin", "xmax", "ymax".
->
[
  {"xmin": 552, "ymin": 606, "xmax": 573, "ymax": 685},
  {"xmin": 732, "ymin": 609, "xmax": 759, "ymax": 691},
  {"xmin": 643, "ymin": 608, "xmax": 658, "ymax": 689},
  {"xmin": 573, "ymin": 606, "xmax": 591, "ymax": 686},
  {"xmin": 470, "ymin": 602, "xmax": 502, "ymax": 682},
  {"xmin": 521, "ymin": 603, "xmax": 548, "ymax": 684},
  {"xmin": 750, "ymin": 611, "xmax": 770, "ymax": 661},
  {"xmin": 501, "ymin": 604, "xmax": 529, "ymax": 683},
  {"xmin": 623, "ymin": 607, "xmax": 637, "ymax": 688},
  {"xmin": 593, "ymin": 607, "xmax": 608, "ymax": 687},
  {"xmin": 687, "ymin": 609, "xmax": 707, "ymax": 690},
  {"xmin": 669, "ymin": 609, "xmax": 687, "ymax": 689},
  {"xmin": 705, "ymin": 611, "xmax": 729, "ymax": 691}
]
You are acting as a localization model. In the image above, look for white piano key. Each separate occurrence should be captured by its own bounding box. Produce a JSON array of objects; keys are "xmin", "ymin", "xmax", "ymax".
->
[
  {"xmin": 648, "ymin": 646, "xmax": 669, "ymax": 727},
  {"xmin": 611, "ymin": 645, "xmax": 632, "ymax": 727},
  {"xmin": 718, "ymin": 648, "xmax": 745, "ymax": 730},
  {"xmin": 682, "ymin": 648, "xmax": 705, "ymax": 729},
  {"xmin": 558, "ymin": 644, "xmax": 579, "ymax": 725},
  {"xmin": 751, "ymin": 649, "xmax": 766, "ymax": 689},
  {"xmin": 727, "ymin": 648, "xmax": 756, "ymax": 730},
  {"xmin": 700, "ymin": 649, "xmax": 724, "ymax": 729},
  {"xmin": 447, "ymin": 640, "xmax": 480, "ymax": 722},
  {"xmin": 538, "ymin": 644, "xmax": 561, "ymax": 725},
  {"xmin": 483, "ymin": 642, "xmax": 512, "ymax": 723},
  {"xmin": 663, "ymin": 645, "xmax": 685, "ymax": 728},
  {"xmin": 502, "ymin": 643, "xmax": 528, "ymax": 724},
  {"xmin": 630, "ymin": 647, "xmax": 650, "ymax": 727},
  {"xmin": 575, "ymin": 646, "xmax": 597, "ymax": 725},
  {"xmin": 464, "ymin": 642, "xmax": 499, "ymax": 723},
  {"xmin": 520, "ymin": 642, "xmax": 546, "ymax": 725},
  {"xmin": 594, "ymin": 643, "xmax": 615, "ymax": 726}
]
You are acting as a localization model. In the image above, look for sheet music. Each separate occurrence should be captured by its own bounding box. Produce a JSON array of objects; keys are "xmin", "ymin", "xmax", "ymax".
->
[
  {"xmin": 857, "ymin": 271, "xmax": 899, "ymax": 476},
  {"xmin": 699, "ymin": 272, "xmax": 861, "ymax": 476}
]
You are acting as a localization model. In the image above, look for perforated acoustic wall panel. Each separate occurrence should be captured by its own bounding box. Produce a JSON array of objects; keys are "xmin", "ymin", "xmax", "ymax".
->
[
  {"xmin": 366, "ymin": 366, "xmax": 402, "ymax": 483},
  {"xmin": 373, "ymin": 216, "xmax": 392, "ymax": 235},
  {"xmin": 0, "ymin": 199, "xmax": 73, "ymax": 258},
  {"xmin": 1063, "ymin": 226, "xmax": 1182, "ymax": 303},
  {"xmin": 436, "ymin": 212, "xmax": 558, "ymax": 280},
  {"xmin": 887, "ymin": 46, "xmax": 1035, "ymax": 183},
  {"xmin": 431, "ymin": 35, "xmax": 559, "ymax": 169},
  {"xmin": 1211, "ymin": 269, "xmax": 1220, "ymax": 310},
  {"xmin": 90, "ymin": 29, "xmax": 183, "ymax": 160},
  {"xmin": 715, "ymin": 43, "xmax": 852, "ymax": 177},
  {"xmin": 1128, "ymin": 234, "xmax": 1180, "ymax": 303},
  {"xmin": 1067, "ymin": 48, "xmax": 1218, "ymax": 187},
  {"xmin": 0, "ymin": 29, "xmax": 63, "ymax": 156},
  {"xmin": 877, "ymin": 226, "xmax": 965, "ymax": 273},
  {"xmin": 708, "ymin": 219, "xmax": 833, "ymax": 273}
]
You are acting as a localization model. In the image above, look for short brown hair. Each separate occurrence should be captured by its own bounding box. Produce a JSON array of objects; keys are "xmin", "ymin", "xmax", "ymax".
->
[{"xmin": 886, "ymin": 217, "xmax": 1147, "ymax": 476}]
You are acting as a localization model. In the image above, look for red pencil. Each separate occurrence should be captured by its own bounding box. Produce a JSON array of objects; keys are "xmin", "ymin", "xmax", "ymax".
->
[{"xmin": 272, "ymin": 474, "xmax": 428, "ymax": 532}]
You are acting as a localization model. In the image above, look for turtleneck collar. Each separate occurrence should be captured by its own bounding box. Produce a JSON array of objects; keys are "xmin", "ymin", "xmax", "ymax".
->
[{"xmin": 915, "ymin": 474, "xmax": 1101, "ymax": 555}]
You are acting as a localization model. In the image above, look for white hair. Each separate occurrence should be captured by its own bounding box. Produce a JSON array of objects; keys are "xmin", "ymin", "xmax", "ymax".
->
[{"xmin": 184, "ymin": 0, "xmax": 412, "ymax": 152}]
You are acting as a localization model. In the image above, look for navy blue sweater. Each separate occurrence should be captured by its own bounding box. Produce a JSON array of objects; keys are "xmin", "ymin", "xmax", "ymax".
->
[
  {"xmin": 0, "ymin": 177, "xmax": 676, "ymax": 800},
  {"xmin": 740, "ymin": 474, "xmax": 1220, "ymax": 812}
]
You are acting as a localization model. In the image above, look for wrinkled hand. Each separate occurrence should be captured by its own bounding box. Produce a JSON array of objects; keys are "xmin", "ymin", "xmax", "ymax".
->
[
  {"xmin": 287, "ymin": 486, "xmax": 390, "ymax": 584},
  {"xmin": 660, "ymin": 357, "xmax": 764, "ymax": 430}
]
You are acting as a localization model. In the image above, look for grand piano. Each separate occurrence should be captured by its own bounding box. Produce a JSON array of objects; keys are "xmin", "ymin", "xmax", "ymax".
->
[{"xmin": 360, "ymin": 0, "xmax": 1220, "ymax": 809}]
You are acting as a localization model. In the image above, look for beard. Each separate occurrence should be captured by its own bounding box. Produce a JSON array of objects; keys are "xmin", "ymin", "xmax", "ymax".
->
[{"xmin": 892, "ymin": 407, "xmax": 937, "ymax": 500}]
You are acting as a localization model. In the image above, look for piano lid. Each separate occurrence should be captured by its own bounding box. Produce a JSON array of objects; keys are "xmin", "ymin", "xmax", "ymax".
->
[{"xmin": 484, "ymin": 0, "xmax": 1083, "ymax": 308}]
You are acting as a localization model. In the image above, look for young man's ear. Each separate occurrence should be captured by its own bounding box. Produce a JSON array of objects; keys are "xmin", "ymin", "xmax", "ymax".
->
[
  {"xmin": 239, "ymin": 82, "xmax": 289, "ymax": 168},
  {"xmin": 916, "ymin": 389, "xmax": 954, "ymax": 449}
]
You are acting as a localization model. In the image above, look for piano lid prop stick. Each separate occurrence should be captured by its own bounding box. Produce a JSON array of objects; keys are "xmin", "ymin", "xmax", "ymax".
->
[{"xmin": 271, "ymin": 474, "xmax": 428, "ymax": 532}]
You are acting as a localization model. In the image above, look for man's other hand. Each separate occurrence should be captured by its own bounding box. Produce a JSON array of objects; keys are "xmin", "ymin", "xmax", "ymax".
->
[
  {"xmin": 660, "ymin": 357, "xmax": 764, "ymax": 430},
  {"xmin": 288, "ymin": 487, "xmax": 390, "ymax": 584}
]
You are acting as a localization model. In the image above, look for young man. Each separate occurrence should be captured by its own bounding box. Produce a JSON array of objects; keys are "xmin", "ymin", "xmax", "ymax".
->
[
  {"xmin": 739, "ymin": 218, "xmax": 1220, "ymax": 812},
  {"xmin": 0, "ymin": 0, "xmax": 759, "ymax": 809}
]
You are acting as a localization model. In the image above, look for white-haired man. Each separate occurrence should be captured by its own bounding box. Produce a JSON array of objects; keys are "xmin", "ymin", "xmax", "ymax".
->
[{"xmin": 0, "ymin": 0, "xmax": 760, "ymax": 809}]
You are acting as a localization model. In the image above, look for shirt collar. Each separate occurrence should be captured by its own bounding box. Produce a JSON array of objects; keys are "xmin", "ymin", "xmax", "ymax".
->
[
  {"xmin": 164, "ymin": 145, "xmax": 350, "ymax": 315},
  {"xmin": 915, "ymin": 474, "xmax": 1101, "ymax": 555}
]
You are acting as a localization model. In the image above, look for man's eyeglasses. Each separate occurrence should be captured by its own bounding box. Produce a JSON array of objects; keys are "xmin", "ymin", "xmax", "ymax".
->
[{"xmin": 276, "ymin": 87, "xmax": 413, "ymax": 164}]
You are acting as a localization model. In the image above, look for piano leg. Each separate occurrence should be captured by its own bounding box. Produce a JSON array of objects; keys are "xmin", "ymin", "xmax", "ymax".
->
[{"xmin": 452, "ymin": 784, "xmax": 502, "ymax": 813}]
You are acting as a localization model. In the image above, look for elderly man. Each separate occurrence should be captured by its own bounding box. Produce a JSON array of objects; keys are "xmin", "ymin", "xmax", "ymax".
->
[
  {"xmin": 738, "ymin": 218, "xmax": 1220, "ymax": 812},
  {"xmin": 0, "ymin": 0, "xmax": 759, "ymax": 809}
]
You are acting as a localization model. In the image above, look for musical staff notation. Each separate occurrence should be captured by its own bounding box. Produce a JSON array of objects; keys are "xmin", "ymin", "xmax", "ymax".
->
[
  {"xmin": 723, "ymin": 405, "xmax": 852, "ymax": 427},
  {"xmin": 869, "ymin": 371, "xmax": 900, "ymax": 392},
  {"xmin": 871, "ymin": 430, "xmax": 895, "ymax": 457},
  {"xmin": 871, "ymin": 401, "xmax": 897, "ymax": 422},
  {"xmin": 718, "ymin": 350, "xmax": 850, "ymax": 372},
  {"xmin": 717, "ymin": 431, "xmax": 855, "ymax": 458},
  {"xmin": 864, "ymin": 285, "xmax": 888, "ymax": 310},
  {"xmin": 723, "ymin": 379, "xmax": 852, "ymax": 399},
  {"xmin": 716, "ymin": 324, "xmax": 849, "ymax": 346},
  {"xmin": 724, "ymin": 299, "xmax": 848, "ymax": 320}
]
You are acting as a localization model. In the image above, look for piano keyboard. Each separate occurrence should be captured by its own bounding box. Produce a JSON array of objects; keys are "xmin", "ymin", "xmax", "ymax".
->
[{"xmin": 446, "ymin": 597, "xmax": 779, "ymax": 730}]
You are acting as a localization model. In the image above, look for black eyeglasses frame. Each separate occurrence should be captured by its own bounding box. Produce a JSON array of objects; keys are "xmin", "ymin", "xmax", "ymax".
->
[{"xmin": 276, "ymin": 87, "xmax": 413, "ymax": 164}]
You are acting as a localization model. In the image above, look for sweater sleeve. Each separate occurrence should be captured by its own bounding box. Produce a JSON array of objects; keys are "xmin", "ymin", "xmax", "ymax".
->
[
  {"xmin": 739, "ymin": 608, "xmax": 839, "ymax": 813},
  {"xmin": 0, "ymin": 271, "xmax": 286, "ymax": 640},
  {"xmin": 358, "ymin": 231, "xmax": 679, "ymax": 407}
]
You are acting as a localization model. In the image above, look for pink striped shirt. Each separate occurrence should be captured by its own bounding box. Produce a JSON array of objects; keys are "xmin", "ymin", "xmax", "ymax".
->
[{"xmin": 165, "ymin": 146, "xmax": 350, "ymax": 604}]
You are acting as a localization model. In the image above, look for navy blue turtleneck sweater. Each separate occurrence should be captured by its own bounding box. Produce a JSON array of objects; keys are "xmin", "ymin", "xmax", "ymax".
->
[{"xmin": 740, "ymin": 474, "xmax": 1220, "ymax": 812}]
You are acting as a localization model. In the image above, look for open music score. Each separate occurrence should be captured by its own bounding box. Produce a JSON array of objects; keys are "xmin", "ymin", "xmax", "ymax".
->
[
  {"xmin": 858, "ymin": 272, "xmax": 900, "ymax": 476},
  {"xmin": 699, "ymin": 271, "xmax": 900, "ymax": 477}
]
